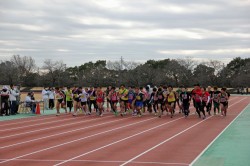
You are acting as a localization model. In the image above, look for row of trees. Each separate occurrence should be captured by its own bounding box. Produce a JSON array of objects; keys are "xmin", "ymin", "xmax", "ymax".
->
[{"xmin": 0, "ymin": 55, "xmax": 249, "ymax": 88}]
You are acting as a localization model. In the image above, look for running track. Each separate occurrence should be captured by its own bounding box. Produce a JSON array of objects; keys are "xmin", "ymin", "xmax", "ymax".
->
[{"xmin": 0, "ymin": 96, "xmax": 249, "ymax": 166}]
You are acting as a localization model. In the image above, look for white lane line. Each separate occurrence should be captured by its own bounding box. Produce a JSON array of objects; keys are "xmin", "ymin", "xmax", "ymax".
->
[
  {"xmin": 0, "ymin": 115, "xmax": 113, "ymax": 139},
  {"xmin": 189, "ymin": 103, "xmax": 250, "ymax": 166},
  {"xmin": 0, "ymin": 114, "xmax": 58, "ymax": 123},
  {"xmin": 0, "ymin": 116, "xmax": 129, "ymax": 149},
  {"xmin": 0, "ymin": 117, "xmax": 156, "ymax": 164},
  {"xmin": 0, "ymin": 116, "xmax": 82, "ymax": 132},
  {"xmin": 119, "ymin": 97, "xmax": 247, "ymax": 166},
  {"xmin": 53, "ymin": 113, "xmax": 194, "ymax": 166},
  {"xmin": 0, "ymin": 158, "xmax": 189, "ymax": 165},
  {"xmin": 0, "ymin": 116, "xmax": 59, "ymax": 127}
]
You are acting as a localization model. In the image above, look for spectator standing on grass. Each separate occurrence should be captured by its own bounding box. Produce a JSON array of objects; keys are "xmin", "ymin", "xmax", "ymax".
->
[
  {"xmin": 247, "ymin": 87, "xmax": 249, "ymax": 95},
  {"xmin": 9, "ymin": 84, "xmax": 20, "ymax": 115},
  {"xmin": 42, "ymin": 87, "xmax": 49, "ymax": 110},
  {"xmin": 48, "ymin": 87, "xmax": 55, "ymax": 109}
]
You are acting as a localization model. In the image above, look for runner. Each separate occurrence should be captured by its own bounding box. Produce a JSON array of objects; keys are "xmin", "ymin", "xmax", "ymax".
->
[
  {"xmin": 157, "ymin": 87, "xmax": 165, "ymax": 118},
  {"xmin": 180, "ymin": 87, "xmax": 191, "ymax": 117},
  {"xmin": 108, "ymin": 87, "xmax": 119, "ymax": 116},
  {"xmin": 88, "ymin": 87, "xmax": 98, "ymax": 114},
  {"xmin": 176, "ymin": 86, "xmax": 182, "ymax": 113},
  {"xmin": 206, "ymin": 86, "xmax": 213, "ymax": 115},
  {"xmin": 72, "ymin": 87, "xmax": 82, "ymax": 116},
  {"xmin": 60, "ymin": 87, "xmax": 67, "ymax": 114},
  {"xmin": 127, "ymin": 86, "xmax": 135, "ymax": 114},
  {"xmin": 226, "ymin": 88, "xmax": 231, "ymax": 108},
  {"xmin": 96, "ymin": 87, "xmax": 104, "ymax": 116},
  {"xmin": 141, "ymin": 87, "xmax": 147, "ymax": 113},
  {"xmin": 201, "ymin": 87, "xmax": 210, "ymax": 118},
  {"xmin": 213, "ymin": 86, "xmax": 221, "ymax": 115},
  {"xmin": 220, "ymin": 87, "xmax": 229, "ymax": 117},
  {"xmin": 80, "ymin": 88, "xmax": 89, "ymax": 115},
  {"xmin": 145, "ymin": 86, "xmax": 153, "ymax": 113},
  {"xmin": 65, "ymin": 87, "xmax": 73, "ymax": 113},
  {"xmin": 119, "ymin": 85, "xmax": 129, "ymax": 117},
  {"xmin": 192, "ymin": 84, "xmax": 206, "ymax": 119},
  {"xmin": 151, "ymin": 87, "xmax": 158, "ymax": 115},
  {"xmin": 191, "ymin": 84, "xmax": 198, "ymax": 114},
  {"xmin": 133, "ymin": 87, "xmax": 144, "ymax": 117},
  {"xmin": 166, "ymin": 85, "xmax": 176, "ymax": 118},
  {"xmin": 55, "ymin": 87, "xmax": 66, "ymax": 116},
  {"xmin": 105, "ymin": 86, "xmax": 112, "ymax": 112}
]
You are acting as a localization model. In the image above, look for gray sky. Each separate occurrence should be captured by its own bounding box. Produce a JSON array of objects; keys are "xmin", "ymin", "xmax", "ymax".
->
[{"xmin": 0, "ymin": 0, "xmax": 250, "ymax": 67}]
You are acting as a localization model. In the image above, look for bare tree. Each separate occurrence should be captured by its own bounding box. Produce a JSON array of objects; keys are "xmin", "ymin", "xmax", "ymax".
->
[
  {"xmin": 205, "ymin": 60, "xmax": 224, "ymax": 75},
  {"xmin": 106, "ymin": 57, "xmax": 140, "ymax": 71},
  {"xmin": 42, "ymin": 59, "xmax": 66, "ymax": 86},
  {"xmin": 11, "ymin": 55, "xmax": 36, "ymax": 83},
  {"xmin": 106, "ymin": 61, "xmax": 122, "ymax": 70},
  {"xmin": 177, "ymin": 56, "xmax": 197, "ymax": 71}
]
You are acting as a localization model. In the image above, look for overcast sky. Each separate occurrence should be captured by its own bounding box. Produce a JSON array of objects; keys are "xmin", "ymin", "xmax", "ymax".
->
[{"xmin": 0, "ymin": 0, "xmax": 250, "ymax": 67}]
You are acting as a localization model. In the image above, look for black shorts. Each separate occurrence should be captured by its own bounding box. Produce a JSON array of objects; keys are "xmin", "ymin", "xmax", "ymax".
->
[
  {"xmin": 167, "ymin": 102, "xmax": 175, "ymax": 107},
  {"xmin": 58, "ymin": 99, "xmax": 63, "ymax": 104},
  {"xmin": 74, "ymin": 98, "xmax": 80, "ymax": 102},
  {"xmin": 143, "ymin": 100, "xmax": 149, "ymax": 107},
  {"xmin": 220, "ymin": 102, "xmax": 228, "ymax": 107},
  {"xmin": 153, "ymin": 100, "xmax": 158, "ymax": 105},
  {"xmin": 81, "ymin": 102, "xmax": 87, "ymax": 106},
  {"xmin": 158, "ymin": 99, "xmax": 164, "ymax": 104}
]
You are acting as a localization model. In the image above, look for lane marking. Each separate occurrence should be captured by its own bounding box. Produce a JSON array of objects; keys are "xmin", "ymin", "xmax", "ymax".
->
[
  {"xmin": 0, "ymin": 115, "xmax": 114, "ymax": 139},
  {"xmin": 0, "ymin": 116, "xmax": 86, "ymax": 132},
  {"xmin": 0, "ymin": 116, "xmax": 59, "ymax": 127},
  {"xmin": 0, "ymin": 158, "xmax": 189, "ymax": 165},
  {"xmin": 189, "ymin": 103, "xmax": 250, "ymax": 166},
  {"xmin": 120, "ymin": 97, "xmax": 247, "ymax": 166},
  {"xmin": 0, "ymin": 117, "xmax": 156, "ymax": 164},
  {"xmin": 0, "ymin": 116, "xmax": 130, "ymax": 149},
  {"xmin": 53, "ymin": 114, "xmax": 199, "ymax": 166}
]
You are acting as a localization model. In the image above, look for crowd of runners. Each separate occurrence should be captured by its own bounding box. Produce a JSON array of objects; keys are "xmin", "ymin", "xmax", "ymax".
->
[{"xmin": 53, "ymin": 84, "xmax": 230, "ymax": 119}]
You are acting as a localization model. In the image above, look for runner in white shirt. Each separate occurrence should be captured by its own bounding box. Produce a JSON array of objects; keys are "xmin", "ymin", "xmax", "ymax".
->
[{"xmin": 80, "ymin": 89, "xmax": 89, "ymax": 115}]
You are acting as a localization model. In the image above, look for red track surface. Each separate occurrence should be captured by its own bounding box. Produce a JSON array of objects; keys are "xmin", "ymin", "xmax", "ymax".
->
[{"xmin": 0, "ymin": 96, "xmax": 249, "ymax": 166}]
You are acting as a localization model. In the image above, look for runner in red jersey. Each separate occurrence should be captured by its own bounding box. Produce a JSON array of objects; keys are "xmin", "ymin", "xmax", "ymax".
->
[
  {"xmin": 96, "ymin": 87, "xmax": 104, "ymax": 116},
  {"xmin": 201, "ymin": 87, "xmax": 210, "ymax": 118},
  {"xmin": 192, "ymin": 84, "xmax": 206, "ymax": 119},
  {"xmin": 108, "ymin": 87, "xmax": 119, "ymax": 116}
]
